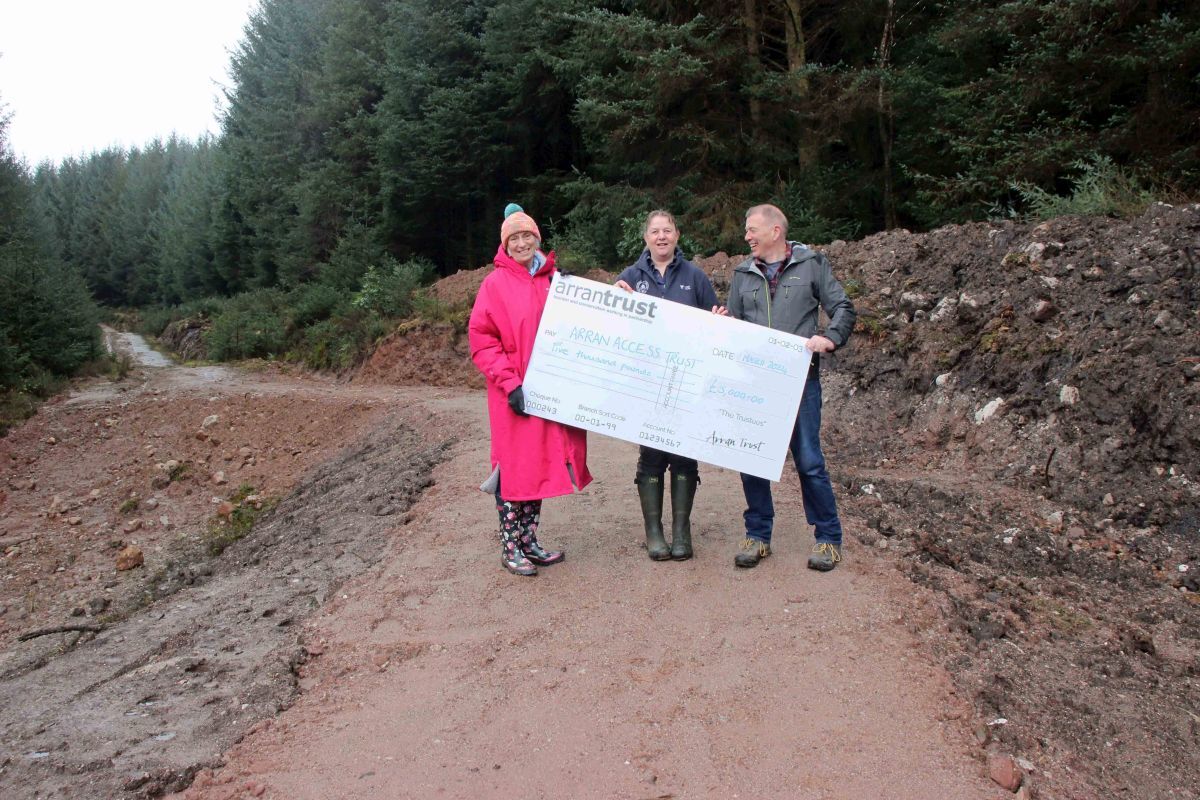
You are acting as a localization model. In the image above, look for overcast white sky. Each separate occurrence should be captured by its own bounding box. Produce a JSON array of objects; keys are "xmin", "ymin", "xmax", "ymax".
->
[{"xmin": 1, "ymin": 0, "xmax": 259, "ymax": 166}]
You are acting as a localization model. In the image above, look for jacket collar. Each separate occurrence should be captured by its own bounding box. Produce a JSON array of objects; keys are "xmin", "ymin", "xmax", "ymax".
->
[
  {"xmin": 735, "ymin": 241, "xmax": 815, "ymax": 274},
  {"xmin": 637, "ymin": 246, "xmax": 683, "ymax": 276},
  {"xmin": 494, "ymin": 244, "xmax": 556, "ymax": 277}
]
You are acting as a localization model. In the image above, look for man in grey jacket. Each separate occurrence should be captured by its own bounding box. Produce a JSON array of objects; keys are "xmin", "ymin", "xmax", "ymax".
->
[{"xmin": 726, "ymin": 204, "xmax": 856, "ymax": 571}]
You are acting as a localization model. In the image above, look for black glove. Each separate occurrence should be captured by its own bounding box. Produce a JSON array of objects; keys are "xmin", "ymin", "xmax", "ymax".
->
[
  {"xmin": 508, "ymin": 386, "xmax": 528, "ymax": 416},
  {"xmin": 556, "ymin": 267, "xmax": 573, "ymax": 278}
]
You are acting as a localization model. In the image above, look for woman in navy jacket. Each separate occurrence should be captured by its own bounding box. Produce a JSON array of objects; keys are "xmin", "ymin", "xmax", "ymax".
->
[{"xmin": 615, "ymin": 211, "xmax": 720, "ymax": 561}]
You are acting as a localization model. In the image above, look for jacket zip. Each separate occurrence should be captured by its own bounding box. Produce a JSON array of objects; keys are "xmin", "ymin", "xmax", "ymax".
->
[{"xmin": 749, "ymin": 267, "xmax": 773, "ymax": 329}]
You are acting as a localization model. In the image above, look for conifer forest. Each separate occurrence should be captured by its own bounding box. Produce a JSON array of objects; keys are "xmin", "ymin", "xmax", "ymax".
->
[{"xmin": 2, "ymin": 0, "xmax": 1198, "ymax": 402}]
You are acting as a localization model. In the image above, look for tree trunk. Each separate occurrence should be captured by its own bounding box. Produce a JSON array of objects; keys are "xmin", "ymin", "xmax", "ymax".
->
[
  {"xmin": 783, "ymin": 0, "xmax": 815, "ymax": 167},
  {"xmin": 877, "ymin": 0, "xmax": 898, "ymax": 229},
  {"xmin": 744, "ymin": 0, "xmax": 762, "ymax": 131},
  {"xmin": 784, "ymin": 0, "xmax": 807, "ymax": 83},
  {"xmin": 464, "ymin": 198, "xmax": 474, "ymax": 272}
]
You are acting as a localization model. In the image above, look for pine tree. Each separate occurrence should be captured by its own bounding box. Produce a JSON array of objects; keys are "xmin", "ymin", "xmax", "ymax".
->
[{"xmin": 0, "ymin": 102, "xmax": 100, "ymax": 393}]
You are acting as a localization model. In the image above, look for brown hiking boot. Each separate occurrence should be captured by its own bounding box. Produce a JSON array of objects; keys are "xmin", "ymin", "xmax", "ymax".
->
[
  {"xmin": 734, "ymin": 538, "xmax": 770, "ymax": 568},
  {"xmin": 807, "ymin": 542, "xmax": 842, "ymax": 571}
]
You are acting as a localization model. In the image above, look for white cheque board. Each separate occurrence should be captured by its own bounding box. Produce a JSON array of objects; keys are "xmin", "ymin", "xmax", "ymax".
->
[{"xmin": 522, "ymin": 274, "xmax": 811, "ymax": 481}]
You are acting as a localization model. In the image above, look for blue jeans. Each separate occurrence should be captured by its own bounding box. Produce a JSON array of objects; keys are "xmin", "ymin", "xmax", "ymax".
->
[{"xmin": 739, "ymin": 375, "xmax": 842, "ymax": 546}]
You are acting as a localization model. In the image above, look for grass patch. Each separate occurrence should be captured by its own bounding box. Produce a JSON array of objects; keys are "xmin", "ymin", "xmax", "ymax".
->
[
  {"xmin": 842, "ymin": 278, "xmax": 866, "ymax": 299},
  {"xmin": 109, "ymin": 354, "xmax": 133, "ymax": 381},
  {"xmin": 855, "ymin": 314, "xmax": 886, "ymax": 343},
  {"xmin": 106, "ymin": 355, "xmax": 132, "ymax": 383},
  {"xmin": 1001, "ymin": 251, "xmax": 1029, "ymax": 269},
  {"xmin": 891, "ymin": 326, "xmax": 920, "ymax": 357},
  {"xmin": 0, "ymin": 389, "xmax": 38, "ymax": 437},
  {"xmin": 118, "ymin": 498, "xmax": 139, "ymax": 514},
  {"xmin": 979, "ymin": 325, "xmax": 1011, "ymax": 354},
  {"xmin": 205, "ymin": 484, "xmax": 275, "ymax": 556},
  {"xmin": 0, "ymin": 366, "xmax": 74, "ymax": 437}
]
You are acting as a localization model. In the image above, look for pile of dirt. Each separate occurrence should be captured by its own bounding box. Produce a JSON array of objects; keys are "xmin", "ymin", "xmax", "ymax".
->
[
  {"xmin": 427, "ymin": 265, "xmax": 493, "ymax": 305},
  {"xmin": 693, "ymin": 250, "xmax": 737, "ymax": 294},
  {"xmin": 828, "ymin": 205, "xmax": 1197, "ymax": 522},
  {"xmin": 356, "ymin": 204, "xmax": 1199, "ymax": 798},
  {"xmin": 816, "ymin": 203, "xmax": 1199, "ymax": 798},
  {"xmin": 356, "ymin": 266, "xmax": 616, "ymax": 388},
  {"xmin": 356, "ymin": 321, "xmax": 483, "ymax": 388}
]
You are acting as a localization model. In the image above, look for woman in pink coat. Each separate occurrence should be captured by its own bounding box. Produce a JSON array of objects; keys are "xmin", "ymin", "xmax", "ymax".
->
[{"xmin": 468, "ymin": 204, "xmax": 592, "ymax": 576}]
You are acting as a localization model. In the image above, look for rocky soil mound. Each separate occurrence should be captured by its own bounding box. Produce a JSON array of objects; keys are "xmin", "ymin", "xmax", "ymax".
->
[
  {"xmin": 356, "ymin": 320, "xmax": 483, "ymax": 388},
  {"xmin": 820, "ymin": 203, "xmax": 1199, "ymax": 799},
  {"xmin": 829, "ymin": 204, "xmax": 1197, "ymax": 527}
]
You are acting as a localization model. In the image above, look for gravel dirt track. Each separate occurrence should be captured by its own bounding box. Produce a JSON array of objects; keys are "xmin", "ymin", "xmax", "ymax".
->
[
  {"xmin": 2, "ymin": 355, "xmax": 994, "ymax": 800},
  {"xmin": 169, "ymin": 390, "xmax": 996, "ymax": 800}
]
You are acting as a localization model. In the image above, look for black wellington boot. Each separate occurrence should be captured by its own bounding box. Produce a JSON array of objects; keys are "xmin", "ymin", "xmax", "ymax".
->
[
  {"xmin": 669, "ymin": 473, "xmax": 698, "ymax": 560},
  {"xmin": 636, "ymin": 475, "xmax": 670, "ymax": 561}
]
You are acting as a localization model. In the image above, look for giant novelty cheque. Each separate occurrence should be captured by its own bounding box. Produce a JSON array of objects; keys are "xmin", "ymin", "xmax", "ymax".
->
[{"xmin": 522, "ymin": 274, "xmax": 812, "ymax": 481}]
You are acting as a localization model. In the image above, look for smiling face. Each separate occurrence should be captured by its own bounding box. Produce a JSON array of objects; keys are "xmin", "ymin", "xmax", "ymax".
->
[
  {"xmin": 506, "ymin": 230, "xmax": 539, "ymax": 267},
  {"xmin": 643, "ymin": 214, "xmax": 680, "ymax": 265},
  {"xmin": 744, "ymin": 212, "xmax": 782, "ymax": 261}
]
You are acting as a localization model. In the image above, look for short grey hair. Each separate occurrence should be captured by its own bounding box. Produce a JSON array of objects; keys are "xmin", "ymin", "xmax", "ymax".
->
[{"xmin": 746, "ymin": 204, "xmax": 788, "ymax": 237}]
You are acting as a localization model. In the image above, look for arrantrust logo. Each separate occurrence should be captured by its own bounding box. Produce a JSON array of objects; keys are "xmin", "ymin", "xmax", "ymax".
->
[{"xmin": 554, "ymin": 280, "xmax": 659, "ymax": 319}]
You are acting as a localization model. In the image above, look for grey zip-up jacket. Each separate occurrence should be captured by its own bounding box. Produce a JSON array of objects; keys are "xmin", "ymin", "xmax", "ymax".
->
[{"xmin": 727, "ymin": 242, "xmax": 856, "ymax": 351}]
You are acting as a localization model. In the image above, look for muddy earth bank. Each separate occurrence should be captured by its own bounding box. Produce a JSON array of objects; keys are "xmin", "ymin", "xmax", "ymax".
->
[
  {"xmin": 1, "ymin": 367, "xmax": 454, "ymax": 798},
  {"xmin": 815, "ymin": 204, "xmax": 1199, "ymax": 799}
]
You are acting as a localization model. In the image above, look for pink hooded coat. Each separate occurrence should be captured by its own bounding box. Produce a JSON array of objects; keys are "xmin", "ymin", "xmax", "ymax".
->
[{"xmin": 468, "ymin": 244, "xmax": 592, "ymax": 501}]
